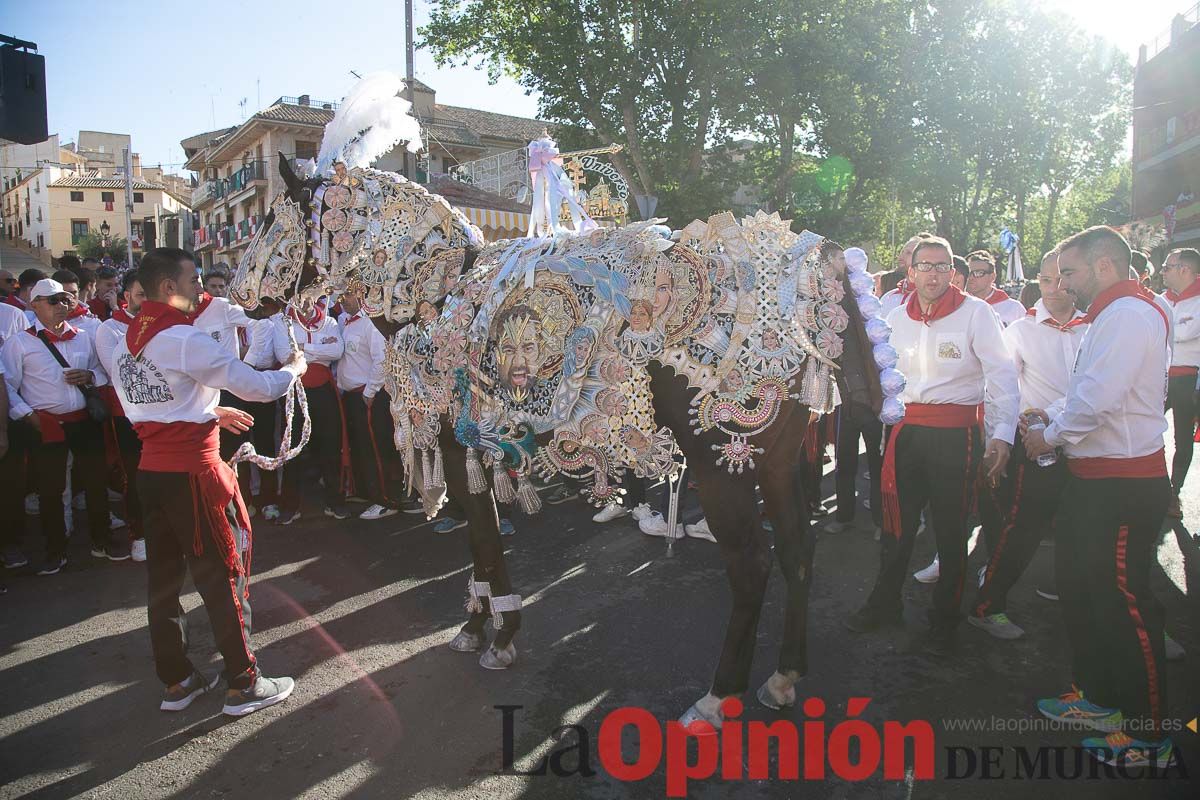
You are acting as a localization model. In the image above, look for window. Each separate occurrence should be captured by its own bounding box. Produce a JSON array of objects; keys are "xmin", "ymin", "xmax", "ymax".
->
[
  {"xmin": 133, "ymin": 192, "xmax": 144, "ymax": 203},
  {"xmin": 294, "ymin": 140, "xmax": 317, "ymax": 160},
  {"xmin": 71, "ymin": 219, "xmax": 88, "ymax": 244},
  {"xmin": 70, "ymin": 191, "xmax": 84, "ymax": 202},
  {"xmin": 101, "ymin": 191, "xmax": 115, "ymax": 203}
]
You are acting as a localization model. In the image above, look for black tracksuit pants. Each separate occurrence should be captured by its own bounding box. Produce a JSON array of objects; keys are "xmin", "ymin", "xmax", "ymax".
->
[
  {"xmin": 866, "ymin": 424, "xmax": 982, "ymax": 630},
  {"xmin": 140, "ymin": 469, "xmax": 256, "ymax": 689},
  {"xmin": 343, "ymin": 389, "xmax": 403, "ymax": 506},
  {"xmin": 834, "ymin": 402, "xmax": 883, "ymax": 526},
  {"xmin": 113, "ymin": 416, "xmax": 144, "ymax": 540},
  {"xmin": 281, "ymin": 382, "xmax": 344, "ymax": 513},
  {"xmin": 972, "ymin": 440, "xmax": 1066, "ymax": 617},
  {"xmin": 30, "ymin": 418, "xmax": 112, "ymax": 559},
  {"xmin": 1057, "ymin": 471, "xmax": 1170, "ymax": 735},
  {"xmin": 1166, "ymin": 372, "xmax": 1197, "ymax": 492}
]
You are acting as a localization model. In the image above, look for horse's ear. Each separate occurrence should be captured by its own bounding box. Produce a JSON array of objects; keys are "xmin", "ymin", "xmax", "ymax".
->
[{"xmin": 278, "ymin": 152, "xmax": 301, "ymax": 198}]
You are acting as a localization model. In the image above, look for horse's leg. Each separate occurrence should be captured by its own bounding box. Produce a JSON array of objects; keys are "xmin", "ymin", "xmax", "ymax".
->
[
  {"xmin": 437, "ymin": 427, "xmax": 521, "ymax": 668},
  {"xmin": 754, "ymin": 405, "xmax": 814, "ymax": 709}
]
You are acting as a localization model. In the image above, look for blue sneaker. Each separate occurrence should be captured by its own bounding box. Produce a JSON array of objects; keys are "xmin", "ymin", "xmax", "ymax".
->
[
  {"xmin": 433, "ymin": 517, "xmax": 467, "ymax": 534},
  {"xmin": 1036, "ymin": 686, "xmax": 1123, "ymax": 731},
  {"xmin": 1082, "ymin": 731, "xmax": 1175, "ymax": 768},
  {"xmin": 499, "ymin": 518, "xmax": 515, "ymax": 536}
]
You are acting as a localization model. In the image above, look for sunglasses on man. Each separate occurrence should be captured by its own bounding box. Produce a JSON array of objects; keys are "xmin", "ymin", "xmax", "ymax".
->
[
  {"xmin": 36, "ymin": 295, "xmax": 72, "ymax": 307},
  {"xmin": 968, "ymin": 268, "xmax": 996, "ymax": 278}
]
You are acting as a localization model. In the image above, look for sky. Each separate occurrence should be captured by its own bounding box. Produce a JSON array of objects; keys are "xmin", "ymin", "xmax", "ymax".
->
[{"xmin": 1, "ymin": 0, "xmax": 1192, "ymax": 177}]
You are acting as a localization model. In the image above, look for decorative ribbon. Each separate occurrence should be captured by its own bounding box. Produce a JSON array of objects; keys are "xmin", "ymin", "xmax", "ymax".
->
[{"xmin": 526, "ymin": 136, "xmax": 597, "ymax": 242}]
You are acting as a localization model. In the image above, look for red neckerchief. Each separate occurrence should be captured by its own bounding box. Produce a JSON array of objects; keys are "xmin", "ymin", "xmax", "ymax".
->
[
  {"xmin": 27, "ymin": 323, "xmax": 77, "ymax": 343},
  {"xmin": 1081, "ymin": 279, "xmax": 1169, "ymax": 340},
  {"xmin": 344, "ymin": 313, "xmax": 362, "ymax": 326},
  {"xmin": 984, "ymin": 287, "xmax": 1010, "ymax": 305},
  {"xmin": 111, "ymin": 307, "xmax": 136, "ymax": 326},
  {"xmin": 191, "ymin": 292, "xmax": 215, "ymax": 320},
  {"xmin": 5, "ymin": 294, "xmax": 27, "ymax": 310},
  {"xmin": 68, "ymin": 303, "xmax": 91, "ymax": 320},
  {"xmin": 897, "ymin": 278, "xmax": 913, "ymax": 298},
  {"xmin": 289, "ymin": 305, "xmax": 325, "ymax": 330},
  {"xmin": 127, "ymin": 299, "xmax": 193, "ymax": 357},
  {"xmin": 906, "ymin": 284, "xmax": 967, "ymax": 325},
  {"xmin": 1165, "ymin": 277, "xmax": 1200, "ymax": 305},
  {"xmin": 1027, "ymin": 304, "xmax": 1086, "ymax": 332}
]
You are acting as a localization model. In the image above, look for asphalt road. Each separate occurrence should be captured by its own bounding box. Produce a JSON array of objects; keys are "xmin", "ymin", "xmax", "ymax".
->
[{"xmin": 2, "ymin": 446, "xmax": 1199, "ymax": 799}]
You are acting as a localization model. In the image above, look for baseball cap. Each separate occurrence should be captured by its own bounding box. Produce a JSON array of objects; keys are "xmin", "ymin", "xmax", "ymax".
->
[{"xmin": 30, "ymin": 278, "xmax": 69, "ymax": 301}]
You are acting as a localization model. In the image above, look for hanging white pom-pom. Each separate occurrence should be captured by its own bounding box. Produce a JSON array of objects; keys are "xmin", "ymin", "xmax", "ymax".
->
[
  {"xmin": 845, "ymin": 247, "xmax": 869, "ymax": 273},
  {"xmin": 880, "ymin": 395, "xmax": 906, "ymax": 425},
  {"xmin": 879, "ymin": 367, "xmax": 907, "ymax": 397},
  {"xmin": 856, "ymin": 293, "xmax": 883, "ymax": 320},
  {"xmin": 873, "ymin": 343, "xmax": 899, "ymax": 370},
  {"xmin": 865, "ymin": 316, "xmax": 892, "ymax": 345},
  {"xmin": 849, "ymin": 270, "xmax": 874, "ymax": 297}
]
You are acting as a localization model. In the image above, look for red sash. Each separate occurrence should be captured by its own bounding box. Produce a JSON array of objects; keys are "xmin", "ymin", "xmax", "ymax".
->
[
  {"xmin": 301, "ymin": 362, "xmax": 334, "ymax": 389},
  {"xmin": 881, "ymin": 403, "xmax": 982, "ymax": 537},
  {"xmin": 35, "ymin": 408, "xmax": 89, "ymax": 443},
  {"xmin": 135, "ymin": 419, "xmax": 252, "ymax": 577},
  {"xmin": 1068, "ymin": 449, "xmax": 1167, "ymax": 480}
]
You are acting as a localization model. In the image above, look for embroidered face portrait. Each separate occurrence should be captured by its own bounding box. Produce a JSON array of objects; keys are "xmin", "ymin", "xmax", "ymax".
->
[
  {"xmin": 495, "ymin": 305, "xmax": 544, "ymax": 401},
  {"xmin": 628, "ymin": 300, "xmax": 653, "ymax": 333}
]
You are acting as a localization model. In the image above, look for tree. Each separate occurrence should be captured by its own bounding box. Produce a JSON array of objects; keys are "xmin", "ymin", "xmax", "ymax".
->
[
  {"xmin": 423, "ymin": 0, "xmax": 753, "ymax": 220},
  {"xmin": 75, "ymin": 230, "xmax": 128, "ymax": 262}
]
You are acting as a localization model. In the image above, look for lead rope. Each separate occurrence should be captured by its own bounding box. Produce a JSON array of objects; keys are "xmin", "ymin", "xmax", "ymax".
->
[
  {"xmin": 229, "ymin": 306, "xmax": 311, "ymax": 470},
  {"xmin": 665, "ymin": 458, "xmax": 686, "ymax": 558}
]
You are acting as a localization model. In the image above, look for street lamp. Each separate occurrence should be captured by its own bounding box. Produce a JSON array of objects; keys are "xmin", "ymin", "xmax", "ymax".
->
[{"xmin": 100, "ymin": 220, "xmax": 111, "ymax": 248}]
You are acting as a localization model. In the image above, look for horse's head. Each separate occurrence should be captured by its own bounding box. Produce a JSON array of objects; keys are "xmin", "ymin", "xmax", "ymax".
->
[{"xmin": 230, "ymin": 153, "xmax": 322, "ymax": 309}]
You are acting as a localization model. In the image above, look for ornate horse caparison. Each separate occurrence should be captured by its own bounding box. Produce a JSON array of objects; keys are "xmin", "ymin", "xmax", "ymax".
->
[{"xmin": 231, "ymin": 155, "xmax": 884, "ymax": 724}]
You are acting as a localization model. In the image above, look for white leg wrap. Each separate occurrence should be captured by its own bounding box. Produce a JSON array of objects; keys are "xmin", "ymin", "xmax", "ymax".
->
[{"xmin": 489, "ymin": 593, "xmax": 522, "ymax": 630}]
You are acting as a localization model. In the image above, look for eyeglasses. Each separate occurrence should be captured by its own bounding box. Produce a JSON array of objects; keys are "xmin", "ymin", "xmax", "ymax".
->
[
  {"xmin": 913, "ymin": 261, "xmax": 953, "ymax": 273},
  {"xmin": 968, "ymin": 268, "xmax": 996, "ymax": 278}
]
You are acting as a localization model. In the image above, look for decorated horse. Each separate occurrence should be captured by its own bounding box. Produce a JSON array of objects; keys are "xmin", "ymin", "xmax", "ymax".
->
[{"xmin": 230, "ymin": 74, "xmax": 903, "ymax": 727}]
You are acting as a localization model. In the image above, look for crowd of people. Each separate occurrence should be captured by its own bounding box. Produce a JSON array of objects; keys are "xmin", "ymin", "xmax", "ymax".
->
[{"xmin": 0, "ymin": 229, "xmax": 1194, "ymax": 765}]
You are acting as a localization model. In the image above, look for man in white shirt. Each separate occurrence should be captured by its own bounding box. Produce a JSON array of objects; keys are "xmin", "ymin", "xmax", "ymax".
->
[
  {"xmin": 4, "ymin": 268, "xmax": 46, "ymax": 322},
  {"xmin": 1161, "ymin": 247, "xmax": 1200, "ymax": 517},
  {"xmin": 1, "ymin": 278, "xmax": 123, "ymax": 573},
  {"xmin": 969, "ymin": 251, "xmax": 1086, "ymax": 640},
  {"xmin": 964, "ymin": 250, "xmax": 1026, "ymax": 326},
  {"xmin": 112, "ymin": 247, "xmax": 305, "ymax": 717},
  {"xmin": 51, "ymin": 269, "xmax": 104, "ymax": 339},
  {"xmin": 1024, "ymin": 226, "xmax": 1173, "ymax": 768},
  {"xmin": 846, "ymin": 236, "xmax": 1018, "ymax": 654},
  {"xmin": 878, "ymin": 233, "xmax": 931, "ymax": 315},
  {"xmin": 273, "ymin": 296, "xmax": 347, "ymax": 524},
  {"xmin": 95, "ymin": 270, "xmax": 148, "ymax": 562},
  {"xmin": 337, "ymin": 289, "xmax": 406, "ymax": 521}
]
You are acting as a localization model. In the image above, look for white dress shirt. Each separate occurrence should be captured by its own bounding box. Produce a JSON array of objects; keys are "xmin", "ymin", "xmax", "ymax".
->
[
  {"xmin": 1044, "ymin": 295, "xmax": 1169, "ymax": 458},
  {"xmin": 192, "ymin": 295, "xmax": 254, "ymax": 357},
  {"xmin": 1002, "ymin": 301, "xmax": 1088, "ymax": 427},
  {"xmin": 982, "ymin": 292, "xmax": 1027, "ymax": 327},
  {"xmin": 1167, "ymin": 290, "xmax": 1200, "ymax": 369},
  {"xmin": 2, "ymin": 320, "xmax": 108, "ymax": 419},
  {"xmin": 242, "ymin": 317, "xmax": 280, "ymax": 369},
  {"xmin": 880, "ymin": 287, "xmax": 907, "ymax": 316},
  {"xmin": 111, "ymin": 325, "xmax": 298, "ymax": 424},
  {"xmin": 0, "ymin": 302, "xmax": 26, "ymax": 347},
  {"xmin": 337, "ymin": 313, "xmax": 386, "ymax": 398},
  {"xmin": 94, "ymin": 315, "xmax": 130, "ymax": 377},
  {"xmin": 273, "ymin": 313, "xmax": 344, "ymax": 369},
  {"xmin": 886, "ymin": 293, "xmax": 1020, "ymax": 444}
]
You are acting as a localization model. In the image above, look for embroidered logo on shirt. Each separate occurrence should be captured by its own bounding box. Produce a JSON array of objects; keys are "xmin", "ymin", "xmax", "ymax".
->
[
  {"xmin": 118, "ymin": 353, "xmax": 174, "ymax": 404},
  {"xmin": 937, "ymin": 341, "xmax": 962, "ymax": 360},
  {"xmin": 210, "ymin": 331, "xmax": 221, "ymax": 341}
]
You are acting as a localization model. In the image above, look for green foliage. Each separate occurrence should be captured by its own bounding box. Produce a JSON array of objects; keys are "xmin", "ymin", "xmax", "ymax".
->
[
  {"xmin": 74, "ymin": 230, "xmax": 128, "ymax": 262},
  {"xmin": 423, "ymin": 0, "xmax": 1132, "ymax": 255}
]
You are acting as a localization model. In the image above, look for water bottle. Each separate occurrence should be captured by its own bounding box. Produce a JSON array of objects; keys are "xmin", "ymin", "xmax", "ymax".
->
[{"xmin": 1023, "ymin": 414, "xmax": 1058, "ymax": 467}]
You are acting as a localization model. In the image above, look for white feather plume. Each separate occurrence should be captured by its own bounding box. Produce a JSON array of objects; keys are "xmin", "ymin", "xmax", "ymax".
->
[{"xmin": 315, "ymin": 71, "xmax": 423, "ymax": 177}]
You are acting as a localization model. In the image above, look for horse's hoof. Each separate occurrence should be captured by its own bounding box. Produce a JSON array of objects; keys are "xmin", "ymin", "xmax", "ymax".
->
[
  {"xmin": 756, "ymin": 680, "xmax": 796, "ymax": 711},
  {"xmin": 480, "ymin": 643, "xmax": 517, "ymax": 670},
  {"xmin": 678, "ymin": 702, "xmax": 722, "ymax": 733},
  {"xmin": 448, "ymin": 630, "xmax": 486, "ymax": 652}
]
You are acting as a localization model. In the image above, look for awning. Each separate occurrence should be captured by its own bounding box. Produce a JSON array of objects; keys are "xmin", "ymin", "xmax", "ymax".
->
[{"xmin": 457, "ymin": 206, "xmax": 529, "ymax": 241}]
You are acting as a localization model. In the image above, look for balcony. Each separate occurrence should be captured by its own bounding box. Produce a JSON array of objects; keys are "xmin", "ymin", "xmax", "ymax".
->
[
  {"xmin": 194, "ymin": 223, "xmax": 217, "ymax": 250},
  {"xmin": 224, "ymin": 161, "xmax": 268, "ymax": 205},
  {"xmin": 192, "ymin": 181, "xmax": 214, "ymax": 208}
]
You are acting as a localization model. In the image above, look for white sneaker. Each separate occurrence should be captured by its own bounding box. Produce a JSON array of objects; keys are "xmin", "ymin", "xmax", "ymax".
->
[
  {"xmin": 685, "ymin": 518, "xmax": 717, "ymax": 543},
  {"xmin": 360, "ymin": 504, "xmax": 398, "ymax": 520},
  {"xmin": 593, "ymin": 503, "xmax": 629, "ymax": 523},
  {"xmin": 262, "ymin": 504, "xmax": 280, "ymax": 521},
  {"xmin": 630, "ymin": 503, "xmax": 653, "ymax": 522},
  {"xmin": 639, "ymin": 513, "xmax": 683, "ymax": 538},
  {"xmin": 967, "ymin": 612, "xmax": 1025, "ymax": 640},
  {"xmin": 913, "ymin": 556, "xmax": 940, "ymax": 584},
  {"xmin": 24, "ymin": 494, "xmax": 38, "ymax": 515},
  {"xmin": 110, "ymin": 512, "xmax": 127, "ymax": 529},
  {"xmin": 131, "ymin": 539, "xmax": 147, "ymax": 562}
]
